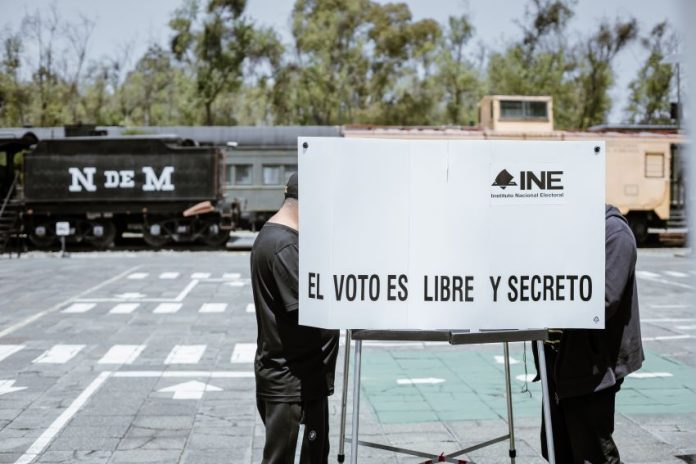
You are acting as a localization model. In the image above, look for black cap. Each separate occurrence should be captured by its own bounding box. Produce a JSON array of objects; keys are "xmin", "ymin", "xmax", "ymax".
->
[{"xmin": 284, "ymin": 172, "xmax": 298, "ymax": 199}]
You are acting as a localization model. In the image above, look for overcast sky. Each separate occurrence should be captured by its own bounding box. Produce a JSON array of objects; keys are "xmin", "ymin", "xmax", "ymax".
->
[{"xmin": 0, "ymin": 0, "xmax": 684, "ymax": 124}]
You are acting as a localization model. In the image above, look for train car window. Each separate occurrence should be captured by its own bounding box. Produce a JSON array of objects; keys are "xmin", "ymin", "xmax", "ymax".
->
[
  {"xmin": 500, "ymin": 100, "xmax": 523, "ymax": 119},
  {"xmin": 499, "ymin": 100, "xmax": 548, "ymax": 120},
  {"xmin": 645, "ymin": 152, "xmax": 665, "ymax": 178},
  {"xmin": 284, "ymin": 164, "xmax": 298, "ymax": 181},
  {"xmin": 263, "ymin": 165, "xmax": 282, "ymax": 185},
  {"xmin": 226, "ymin": 164, "xmax": 253, "ymax": 185}
]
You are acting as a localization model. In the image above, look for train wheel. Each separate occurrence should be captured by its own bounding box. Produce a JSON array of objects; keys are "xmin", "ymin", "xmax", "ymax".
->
[
  {"xmin": 143, "ymin": 223, "xmax": 169, "ymax": 248},
  {"xmin": 199, "ymin": 222, "xmax": 230, "ymax": 247},
  {"xmin": 86, "ymin": 221, "xmax": 116, "ymax": 249},
  {"xmin": 28, "ymin": 224, "xmax": 57, "ymax": 249}
]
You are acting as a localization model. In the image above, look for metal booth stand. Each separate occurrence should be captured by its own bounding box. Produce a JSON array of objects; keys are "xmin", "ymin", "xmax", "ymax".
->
[{"xmin": 337, "ymin": 329, "xmax": 556, "ymax": 464}]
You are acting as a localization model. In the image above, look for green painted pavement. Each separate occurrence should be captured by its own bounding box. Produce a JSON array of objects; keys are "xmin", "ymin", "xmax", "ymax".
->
[{"xmin": 359, "ymin": 348, "xmax": 696, "ymax": 424}]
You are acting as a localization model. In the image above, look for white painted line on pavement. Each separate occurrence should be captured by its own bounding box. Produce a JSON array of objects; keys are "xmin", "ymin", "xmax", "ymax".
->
[
  {"xmin": 127, "ymin": 273, "xmax": 148, "ymax": 280},
  {"xmin": 0, "ymin": 266, "xmax": 142, "ymax": 339},
  {"xmin": 159, "ymin": 272, "xmax": 179, "ymax": 279},
  {"xmin": 643, "ymin": 317, "xmax": 694, "ymax": 322},
  {"xmin": 174, "ymin": 280, "xmax": 198, "ymax": 301},
  {"xmin": 642, "ymin": 334, "xmax": 693, "ymax": 341},
  {"xmin": 664, "ymin": 271, "xmax": 689, "ymax": 278},
  {"xmin": 33, "ymin": 345, "xmax": 85, "ymax": 364},
  {"xmin": 223, "ymin": 273, "xmax": 241, "ymax": 279},
  {"xmin": 14, "ymin": 371, "xmax": 111, "ymax": 464},
  {"xmin": 675, "ymin": 325, "xmax": 696, "ymax": 330},
  {"xmin": 199, "ymin": 303, "xmax": 227, "ymax": 313},
  {"xmin": 153, "ymin": 303, "xmax": 182, "ymax": 314},
  {"xmin": 191, "ymin": 273, "xmax": 211, "ymax": 279},
  {"xmin": 165, "ymin": 345, "xmax": 207, "ymax": 364},
  {"xmin": 112, "ymin": 370, "xmax": 254, "ymax": 378},
  {"xmin": 635, "ymin": 273, "xmax": 695, "ymax": 290},
  {"xmin": 0, "ymin": 345, "xmax": 25, "ymax": 362},
  {"xmin": 494, "ymin": 355, "xmax": 520, "ymax": 365},
  {"xmin": 628, "ymin": 372, "xmax": 673, "ymax": 379},
  {"xmin": 61, "ymin": 303, "xmax": 96, "ymax": 314},
  {"xmin": 246, "ymin": 303, "xmax": 255, "ymax": 313},
  {"xmin": 98, "ymin": 345, "xmax": 146, "ymax": 364},
  {"xmin": 647, "ymin": 305, "xmax": 689, "ymax": 310},
  {"xmin": 231, "ymin": 343, "xmax": 256, "ymax": 363},
  {"xmin": 396, "ymin": 377, "xmax": 445, "ymax": 385},
  {"xmin": 516, "ymin": 374, "xmax": 536, "ymax": 382},
  {"xmin": 109, "ymin": 303, "xmax": 140, "ymax": 314},
  {"xmin": 227, "ymin": 281, "xmax": 246, "ymax": 287}
]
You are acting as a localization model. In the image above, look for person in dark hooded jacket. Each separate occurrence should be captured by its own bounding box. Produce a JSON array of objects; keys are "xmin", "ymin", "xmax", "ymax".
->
[{"xmin": 537, "ymin": 204, "xmax": 644, "ymax": 463}]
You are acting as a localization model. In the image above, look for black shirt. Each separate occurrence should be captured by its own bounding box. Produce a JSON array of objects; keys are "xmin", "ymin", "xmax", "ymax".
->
[{"xmin": 250, "ymin": 222, "xmax": 339, "ymax": 402}]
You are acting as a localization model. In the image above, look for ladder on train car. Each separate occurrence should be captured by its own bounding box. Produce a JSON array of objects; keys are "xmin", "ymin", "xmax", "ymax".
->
[{"xmin": 0, "ymin": 173, "xmax": 22, "ymax": 256}]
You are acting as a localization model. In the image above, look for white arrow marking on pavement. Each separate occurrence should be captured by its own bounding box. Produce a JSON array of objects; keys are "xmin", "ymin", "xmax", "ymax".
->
[
  {"xmin": 199, "ymin": 303, "xmax": 227, "ymax": 313},
  {"xmin": 127, "ymin": 272, "xmax": 149, "ymax": 280},
  {"xmin": 165, "ymin": 345, "xmax": 207, "ymax": 364},
  {"xmin": 0, "ymin": 380, "xmax": 27, "ymax": 396},
  {"xmin": 516, "ymin": 374, "xmax": 536, "ymax": 382},
  {"xmin": 246, "ymin": 303, "xmax": 255, "ymax": 313},
  {"xmin": 62, "ymin": 303, "xmax": 96, "ymax": 313},
  {"xmin": 114, "ymin": 292, "xmax": 147, "ymax": 299},
  {"xmin": 109, "ymin": 303, "xmax": 140, "ymax": 314},
  {"xmin": 494, "ymin": 355, "xmax": 520, "ymax": 365},
  {"xmin": 98, "ymin": 345, "xmax": 146, "ymax": 364},
  {"xmin": 191, "ymin": 272, "xmax": 211, "ymax": 279},
  {"xmin": 223, "ymin": 273, "xmax": 241, "ymax": 280},
  {"xmin": 159, "ymin": 272, "xmax": 179, "ymax": 279},
  {"xmin": 0, "ymin": 345, "xmax": 25, "ymax": 362},
  {"xmin": 153, "ymin": 303, "xmax": 182, "ymax": 314},
  {"xmin": 396, "ymin": 378, "xmax": 445, "ymax": 385},
  {"xmin": 231, "ymin": 343, "xmax": 256, "ymax": 363},
  {"xmin": 158, "ymin": 380, "xmax": 222, "ymax": 400},
  {"xmin": 33, "ymin": 345, "xmax": 85, "ymax": 364},
  {"xmin": 628, "ymin": 372, "xmax": 673, "ymax": 379}
]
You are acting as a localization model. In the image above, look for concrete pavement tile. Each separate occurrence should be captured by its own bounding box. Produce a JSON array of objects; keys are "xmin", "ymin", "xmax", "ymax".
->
[{"xmin": 108, "ymin": 449, "xmax": 183, "ymax": 463}]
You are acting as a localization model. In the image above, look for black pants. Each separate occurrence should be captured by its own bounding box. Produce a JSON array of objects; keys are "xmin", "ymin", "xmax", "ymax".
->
[
  {"xmin": 541, "ymin": 348, "xmax": 622, "ymax": 464},
  {"xmin": 256, "ymin": 397, "xmax": 330, "ymax": 464}
]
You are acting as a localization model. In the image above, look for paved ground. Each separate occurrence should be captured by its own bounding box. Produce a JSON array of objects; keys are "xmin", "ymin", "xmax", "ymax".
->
[{"xmin": 0, "ymin": 248, "xmax": 694, "ymax": 463}]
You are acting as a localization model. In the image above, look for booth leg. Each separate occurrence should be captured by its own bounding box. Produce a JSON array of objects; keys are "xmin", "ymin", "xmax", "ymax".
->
[
  {"xmin": 338, "ymin": 330, "xmax": 352, "ymax": 463},
  {"xmin": 350, "ymin": 339, "xmax": 363, "ymax": 464},
  {"xmin": 536, "ymin": 340, "xmax": 556, "ymax": 464},
  {"xmin": 503, "ymin": 342, "xmax": 516, "ymax": 463}
]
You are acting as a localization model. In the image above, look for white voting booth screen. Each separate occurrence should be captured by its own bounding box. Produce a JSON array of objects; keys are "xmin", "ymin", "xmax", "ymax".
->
[{"xmin": 298, "ymin": 138, "xmax": 605, "ymax": 330}]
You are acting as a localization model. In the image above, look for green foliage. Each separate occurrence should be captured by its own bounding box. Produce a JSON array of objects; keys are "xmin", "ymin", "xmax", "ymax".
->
[
  {"xmin": 625, "ymin": 22, "xmax": 676, "ymax": 124},
  {"xmin": 0, "ymin": 0, "xmax": 677, "ymax": 129}
]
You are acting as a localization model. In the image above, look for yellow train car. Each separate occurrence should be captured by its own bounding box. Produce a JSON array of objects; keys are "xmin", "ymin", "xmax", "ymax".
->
[{"xmin": 344, "ymin": 95, "xmax": 687, "ymax": 245}]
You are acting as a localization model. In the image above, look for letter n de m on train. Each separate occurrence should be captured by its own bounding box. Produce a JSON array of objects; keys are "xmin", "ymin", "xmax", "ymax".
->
[{"xmin": 68, "ymin": 166, "xmax": 175, "ymax": 192}]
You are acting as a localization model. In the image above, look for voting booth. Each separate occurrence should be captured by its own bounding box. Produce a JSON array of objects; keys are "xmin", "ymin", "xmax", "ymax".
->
[{"xmin": 298, "ymin": 138, "xmax": 605, "ymax": 463}]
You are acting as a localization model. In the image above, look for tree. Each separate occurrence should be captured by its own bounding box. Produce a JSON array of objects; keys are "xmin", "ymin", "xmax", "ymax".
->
[
  {"xmin": 169, "ymin": 0, "xmax": 283, "ymax": 125},
  {"xmin": 625, "ymin": 21, "xmax": 677, "ymax": 124},
  {"xmin": 574, "ymin": 18, "xmax": 638, "ymax": 129},
  {"xmin": 487, "ymin": 0, "xmax": 579, "ymax": 128},
  {"xmin": 0, "ymin": 33, "xmax": 30, "ymax": 126},
  {"xmin": 436, "ymin": 14, "xmax": 482, "ymax": 125}
]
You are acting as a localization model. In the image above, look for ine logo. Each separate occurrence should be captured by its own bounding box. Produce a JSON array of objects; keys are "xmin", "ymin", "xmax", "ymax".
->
[
  {"xmin": 492, "ymin": 169, "xmax": 564, "ymax": 191},
  {"xmin": 491, "ymin": 169, "xmax": 517, "ymax": 189}
]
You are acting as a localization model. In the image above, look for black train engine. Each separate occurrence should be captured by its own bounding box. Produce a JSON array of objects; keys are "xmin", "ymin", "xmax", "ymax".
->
[{"xmin": 22, "ymin": 136, "xmax": 237, "ymax": 248}]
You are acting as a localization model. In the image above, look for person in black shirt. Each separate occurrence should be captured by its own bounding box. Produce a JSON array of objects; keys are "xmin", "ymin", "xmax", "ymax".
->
[
  {"xmin": 536, "ymin": 205, "xmax": 644, "ymax": 463},
  {"xmin": 250, "ymin": 172, "xmax": 340, "ymax": 464}
]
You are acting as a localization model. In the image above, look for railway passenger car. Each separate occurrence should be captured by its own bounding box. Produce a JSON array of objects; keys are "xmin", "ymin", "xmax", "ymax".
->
[{"xmin": 221, "ymin": 126, "xmax": 342, "ymax": 229}]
